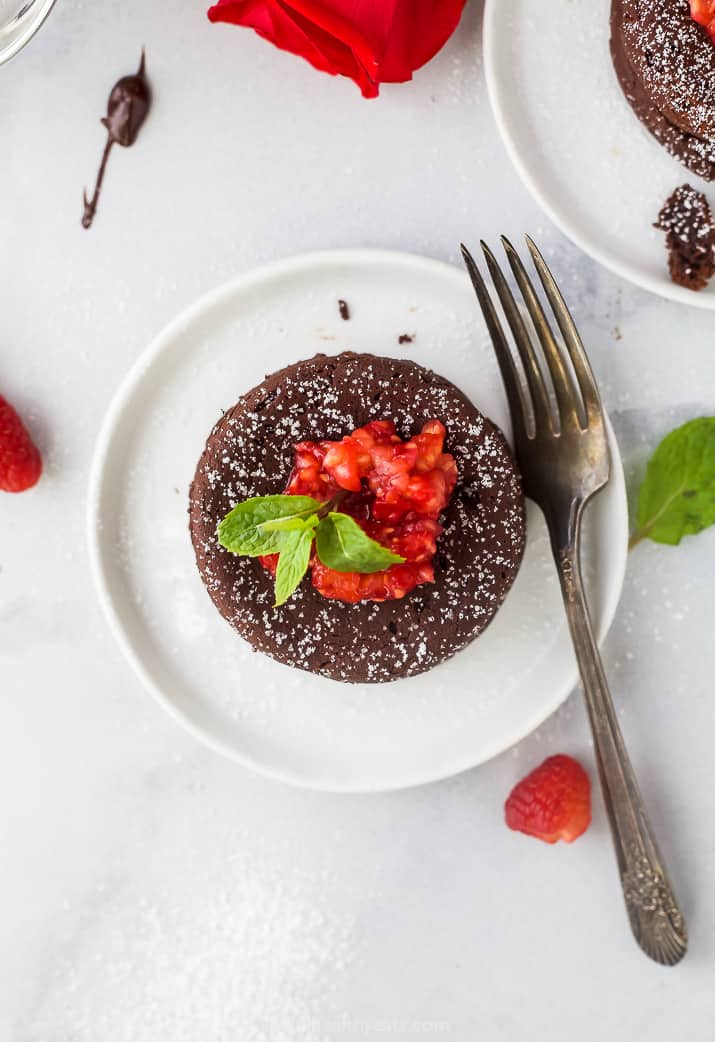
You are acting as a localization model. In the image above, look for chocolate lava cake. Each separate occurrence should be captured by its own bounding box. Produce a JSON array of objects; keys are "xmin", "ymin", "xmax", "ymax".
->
[
  {"xmin": 188, "ymin": 352, "xmax": 526, "ymax": 684},
  {"xmin": 610, "ymin": 0, "xmax": 715, "ymax": 179}
]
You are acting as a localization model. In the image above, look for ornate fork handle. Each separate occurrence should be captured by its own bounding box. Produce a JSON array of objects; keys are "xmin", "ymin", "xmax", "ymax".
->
[
  {"xmin": 461, "ymin": 236, "xmax": 687, "ymax": 963},
  {"xmin": 556, "ymin": 523, "xmax": 687, "ymax": 966}
]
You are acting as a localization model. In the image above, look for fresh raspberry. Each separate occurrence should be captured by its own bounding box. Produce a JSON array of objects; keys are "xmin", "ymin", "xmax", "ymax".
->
[
  {"xmin": 505, "ymin": 755, "xmax": 591, "ymax": 844},
  {"xmin": 262, "ymin": 418, "xmax": 458, "ymax": 604},
  {"xmin": 311, "ymin": 555, "xmax": 436, "ymax": 603},
  {"xmin": 691, "ymin": 0, "xmax": 715, "ymax": 41},
  {"xmin": 0, "ymin": 396, "xmax": 42, "ymax": 493}
]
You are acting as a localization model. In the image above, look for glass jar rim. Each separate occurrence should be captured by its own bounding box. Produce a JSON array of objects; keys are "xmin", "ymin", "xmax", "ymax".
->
[{"xmin": 0, "ymin": 0, "xmax": 58, "ymax": 67}]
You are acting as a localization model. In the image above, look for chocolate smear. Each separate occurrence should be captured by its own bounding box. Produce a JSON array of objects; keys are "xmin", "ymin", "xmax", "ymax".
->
[
  {"xmin": 398, "ymin": 333, "xmax": 414, "ymax": 344},
  {"xmin": 82, "ymin": 50, "xmax": 151, "ymax": 230},
  {"xmin": 338, "ymin": 299, "xmax": 350, "ymax": 320}
]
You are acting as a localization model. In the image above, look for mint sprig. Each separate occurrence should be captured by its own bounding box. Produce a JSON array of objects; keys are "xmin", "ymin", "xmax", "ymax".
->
[
  {"xmin": 218, "ymin": 493, "xmax": 405, "ymax": 606},
  {"xmin": 274, "ymin": 525, "xmax": 315, "ymax": 606},
  {"xmin": 315, "ymin": 512, "xmax": 405, "ymax": 573},
  {"xmin": 630, "ymin": 417, "xmax": 715, "ymax": 549},
  {"xmin": 217, "ymin": 494, "xmax": 322, "ymax": 557}
]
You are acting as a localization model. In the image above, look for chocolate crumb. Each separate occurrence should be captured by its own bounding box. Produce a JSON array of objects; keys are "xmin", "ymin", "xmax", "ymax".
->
[
  {"xmin": 655, "ymin": 183, "xmax": 715, "ymax": 291},
  {"xmin": 398, "ymin": 333, "xmax": 414, "ymax": 344},
  {"xmin": 338, "ymin": 299, "xmax": 350, "ymax": 321}
]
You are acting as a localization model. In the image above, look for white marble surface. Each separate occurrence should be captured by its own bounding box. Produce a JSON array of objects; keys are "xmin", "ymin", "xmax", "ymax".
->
[{"xmin": 2, "ymin": 1, "xmax": 715, "ymax": 1038}]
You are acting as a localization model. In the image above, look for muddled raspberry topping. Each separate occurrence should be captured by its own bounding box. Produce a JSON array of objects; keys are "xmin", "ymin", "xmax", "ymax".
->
[
  {"xmin": 691, "ymin": 0, "xmax": 715, "ymax": 43},
  {"xmin": 260, "ymin": 419, "xmax": 457, "ymax": 603}
]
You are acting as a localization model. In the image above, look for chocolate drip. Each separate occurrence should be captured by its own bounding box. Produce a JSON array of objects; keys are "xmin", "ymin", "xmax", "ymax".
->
[{"xmin": 82, "ymin": 50, "xmax": 151, "ymax": 230}]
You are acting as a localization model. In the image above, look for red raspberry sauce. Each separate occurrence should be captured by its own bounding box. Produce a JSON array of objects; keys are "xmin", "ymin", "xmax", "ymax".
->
[{"xmin": 261, "ymin": 419, "xmax": 458, "ymax": 603}]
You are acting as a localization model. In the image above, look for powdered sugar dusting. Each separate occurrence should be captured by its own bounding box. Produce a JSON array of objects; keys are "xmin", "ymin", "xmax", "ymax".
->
[
  {"xmin": 25, "ymin": 817, "xmax": 360, "ymax": 1042},
  {"xmin": 611, "ymin": 0, "xmax": 715, "ymax": 177},
  {"xmin": 619, "ymin": 0, "xmax": 715, "ymax": 137},
  {"xmin": 189, "ymin": 352, "xmax": 526, "ymax": 684}
]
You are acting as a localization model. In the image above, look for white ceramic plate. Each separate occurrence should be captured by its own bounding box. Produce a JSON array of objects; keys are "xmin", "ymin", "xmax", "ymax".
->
[
  {"xmin": 87, "ymin": 250, "xmax": 628, "ymax": 792},
  {"xmin": 483, "ymin": 0, "xmax": 715, "ymax": 308}
]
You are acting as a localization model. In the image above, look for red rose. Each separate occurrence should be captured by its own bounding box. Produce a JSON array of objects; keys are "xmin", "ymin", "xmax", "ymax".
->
[{"xmin": 207, "ymin": 0, "xmax": 468, "ymax": 98}]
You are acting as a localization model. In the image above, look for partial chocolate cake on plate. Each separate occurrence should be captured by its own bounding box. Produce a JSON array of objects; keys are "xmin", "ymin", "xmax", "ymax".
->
[
  {"xmin": 189, "ymin": 352, "xmax": 526, "ymax": 684},
  {"xmin": 610, "ymin": 0, "xmax": 715, "ymax": 178}
]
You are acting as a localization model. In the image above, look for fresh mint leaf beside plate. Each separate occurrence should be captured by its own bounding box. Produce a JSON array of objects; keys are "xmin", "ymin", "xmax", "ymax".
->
[{"xmin": 630, "ymin": 417, "xmax": 715, "ymax": 548}]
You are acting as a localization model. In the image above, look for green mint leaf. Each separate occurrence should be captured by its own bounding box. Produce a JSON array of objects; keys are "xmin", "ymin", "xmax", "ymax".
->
[
  {"xmin": 262, "ymin": 513, "xmax": 319, "ymax": 534},
  {"xmin": 631, "ymin": 417, "xmax": 715, "ymax": 548},
  {"xmin": 314, "ymin": 512, "xmax": 405, "ymax": 573},
  {"xmin": 218, "ymin": 495, "xmax": 322, "ymax": 556},
  {"xmin": 274, "ymin": 527, "xmax": 314, "ymax": 606}
]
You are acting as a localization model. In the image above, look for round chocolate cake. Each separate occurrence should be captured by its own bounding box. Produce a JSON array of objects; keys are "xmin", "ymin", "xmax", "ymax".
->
[
  {"xmin": 611, "ymin": 0, "xmax": 715, "ymax": 179},
  {"xmin": 189, "ymin": 352, "xmax": 526, "ymax": 684}
]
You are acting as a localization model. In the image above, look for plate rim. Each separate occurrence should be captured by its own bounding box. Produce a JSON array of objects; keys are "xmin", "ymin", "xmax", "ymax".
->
[
  {"xmin": 482, "ymin": 0, "xmax": 715, "ymax": 311},
  {"xmin": 87, "ymin": 248, "xmax": 628, "ymax": 793}
]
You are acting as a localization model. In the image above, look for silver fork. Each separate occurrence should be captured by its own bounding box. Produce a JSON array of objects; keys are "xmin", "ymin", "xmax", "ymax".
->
[{"xmin": 461, "ymin": 236, "xmax": 687, "ymax": 967}]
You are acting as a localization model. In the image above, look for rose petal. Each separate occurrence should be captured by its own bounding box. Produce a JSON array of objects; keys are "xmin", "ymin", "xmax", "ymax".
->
[
  {"xmin": 207, "ymin": 0, "xmax": 467, "ymax": 97},
  {"xmin": 208, "ymin": 0, "xmax": 379, "ymax": 95},
  {"xmin": 379, "ymin": 0, "xmax": 468, "ymax": 81}
]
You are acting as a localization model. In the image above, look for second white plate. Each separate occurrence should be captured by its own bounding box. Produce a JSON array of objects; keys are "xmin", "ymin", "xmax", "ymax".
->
[
  {"xmin": 484, "ymin": 0, "xmax": 715, "ymax": 308},
  {"xmin": 88, "ymin": 250, "xmax": 628, "ymax": 792}
]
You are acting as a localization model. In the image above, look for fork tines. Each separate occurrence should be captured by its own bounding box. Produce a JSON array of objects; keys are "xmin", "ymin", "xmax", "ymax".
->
[{"xmin": 460, "ymin": 237, "xmax": 603, "ymax": 439}]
